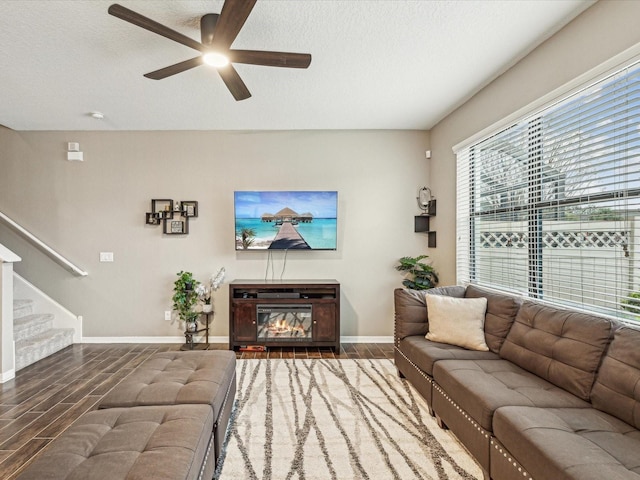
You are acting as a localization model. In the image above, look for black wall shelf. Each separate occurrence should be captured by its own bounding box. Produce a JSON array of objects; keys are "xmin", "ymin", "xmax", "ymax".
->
[
  {"xmin": 415, "ymin": 199, "xmax": 437, "ymax": 247},
  {"xmin": 145, "ymin": 199, "xmax": 198, "ymax": 235}
]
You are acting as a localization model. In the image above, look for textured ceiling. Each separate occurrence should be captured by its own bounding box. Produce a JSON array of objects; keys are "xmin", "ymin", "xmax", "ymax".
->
[{"xmin": 0, "ymin": 0, "xmax": 593, "ymax": 131}]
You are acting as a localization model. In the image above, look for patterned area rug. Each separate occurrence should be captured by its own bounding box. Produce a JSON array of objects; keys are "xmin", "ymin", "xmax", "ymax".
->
[{"xmin": 214, "ymin": 359, "xmax": 481, "ymax": 480}]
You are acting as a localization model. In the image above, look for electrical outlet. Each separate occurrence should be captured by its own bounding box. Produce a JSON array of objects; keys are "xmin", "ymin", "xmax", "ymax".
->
[
  {"xmin": 99, "ymin": 252, "xmax": 114, "ymax": 262},
  {"xmin": 164, "ymin": 311, "xmax": 172, "ymax": 321}
]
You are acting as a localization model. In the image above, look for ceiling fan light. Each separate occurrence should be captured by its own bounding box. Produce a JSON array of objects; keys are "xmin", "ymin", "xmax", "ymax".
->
[{"xmin": 203, "ymin": 52, "xmax": 229, "ymax": 68}]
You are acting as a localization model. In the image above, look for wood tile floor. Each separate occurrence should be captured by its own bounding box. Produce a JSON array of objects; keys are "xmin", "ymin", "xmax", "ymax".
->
[{"xmin": 0, "ymin": 342, "xmax": 393, "ymax": 478}]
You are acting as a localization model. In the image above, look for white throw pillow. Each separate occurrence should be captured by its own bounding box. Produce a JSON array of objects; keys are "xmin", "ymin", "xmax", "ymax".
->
[{"xmin": 425, "ymin": 294, "xmax": 489, "ymax": 351}]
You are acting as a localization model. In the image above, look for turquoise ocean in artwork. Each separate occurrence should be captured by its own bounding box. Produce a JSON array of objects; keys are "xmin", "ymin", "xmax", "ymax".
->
[{"xmin": 235, "ymin": 218, "xmax": 337, "ymax": 249}]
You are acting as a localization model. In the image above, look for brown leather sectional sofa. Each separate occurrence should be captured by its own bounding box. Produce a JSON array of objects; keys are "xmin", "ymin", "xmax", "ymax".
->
[{"xmin": 394, "ymin": 285, "xmax": 640, "ymax": 480}]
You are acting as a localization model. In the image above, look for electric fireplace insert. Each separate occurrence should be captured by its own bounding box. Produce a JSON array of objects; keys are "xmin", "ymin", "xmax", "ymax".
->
[{"xmin": 256, "ymin": 304, "xmax": 313, "ymax": 342}]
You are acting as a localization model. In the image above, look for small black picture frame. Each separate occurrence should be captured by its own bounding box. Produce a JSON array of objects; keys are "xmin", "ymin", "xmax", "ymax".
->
[
  {"xmin": 181, "ymin": 201, "xmax": 198, "ymax": 217},
  {"xmin": 163, "ymin": 217, "xmax": 189, "ymax": 235}
]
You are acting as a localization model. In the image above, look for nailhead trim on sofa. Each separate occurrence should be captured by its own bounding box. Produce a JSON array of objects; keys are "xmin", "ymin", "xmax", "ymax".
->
[
  {"xmin": 433, "ymin": 382, "xmax": 491, "ymax": 439},
  {"xmin": 490, "ymin": 439, "xmax": 532, "ymax": 479},
  {"xmin": 196, "ymin": 368, "xmax": 235, "ymax": 479},
  {"xmin": 198, "ymin": 432, "xmax": 216, "ymax": 480},
  {"xmin": 394, "ymin": 346, "xmax": 434, "ymax": 385},
  {"xmin": 216, "ymin": 372, "xmax": 235, "ymax": 429}
]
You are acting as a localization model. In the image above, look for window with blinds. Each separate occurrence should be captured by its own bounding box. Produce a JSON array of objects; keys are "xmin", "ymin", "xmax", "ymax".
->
[{"xmin": 456, "ymin": 60, "xmax": 640, "ymax": 322}]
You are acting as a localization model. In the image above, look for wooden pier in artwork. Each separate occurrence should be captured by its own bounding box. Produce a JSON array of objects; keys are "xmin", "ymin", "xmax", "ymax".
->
[{"xmin": 269, "ymin": 222, "xmax": 311, "ymax": 249}]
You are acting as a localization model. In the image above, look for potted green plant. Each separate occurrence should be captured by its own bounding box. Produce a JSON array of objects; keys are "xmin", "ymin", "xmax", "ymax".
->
[
  {"xmin": 395, "ymin": 255, "xmax": 439, "ymax": 290},
  {"xmin": 172, "ymin": 271, "xmax": 201, "ymax": 330}
]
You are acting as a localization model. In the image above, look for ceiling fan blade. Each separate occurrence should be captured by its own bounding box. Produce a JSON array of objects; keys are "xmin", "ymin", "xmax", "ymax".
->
[
  {"xmin": 211, "ymin": 0, "xmax": 257, "ymax": 50},
  {"xmin": 108, "ymin": 4, "xmax": 204, "ymax": 53},
  {"xmin": 217, "ymin": 64, "xmax": 251, "ymax": 101},
  {"xmin": 144, "ymin": 57, "xmax": 203, "ymax": 80},
  {"xmin": 230, "ymin": 50, "xmax": 312, "ymax": 69},
  {"xmin": 200, "ymin": 14, "xmax": 219, "ymax": 45}
]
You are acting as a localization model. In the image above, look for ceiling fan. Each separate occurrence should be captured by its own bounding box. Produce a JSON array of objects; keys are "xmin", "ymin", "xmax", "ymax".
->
[{"xmin": 108, "ymin": 0, "xmax": 312, "ymax": 101}]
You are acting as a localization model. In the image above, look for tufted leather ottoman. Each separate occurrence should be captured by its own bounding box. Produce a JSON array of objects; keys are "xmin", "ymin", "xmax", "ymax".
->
[
  {"xmin": 99, "ymin": 350, "xmax": 236, "ymax": 466},
  {"xmin": 16, "ymin": 404, "xmax": 215, "ymax": 480}
]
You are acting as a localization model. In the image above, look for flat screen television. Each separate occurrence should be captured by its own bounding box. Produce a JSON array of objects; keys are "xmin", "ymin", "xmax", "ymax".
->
[{"xmin": 234, "ymin": 191, "xmax": 338, "ymax": 250}]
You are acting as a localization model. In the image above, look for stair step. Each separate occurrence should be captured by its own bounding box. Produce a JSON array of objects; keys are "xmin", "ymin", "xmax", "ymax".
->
[
  {"xmin": 15, "ymin": 328, "xmax": 74, "ymax": 371},
  {"xmin": 13, "ymin": 299, "xmax": 34, "ymax": 319},
  {"xmin": 14, "ymin": 313, "xmax": 54, "ymax": 342}
]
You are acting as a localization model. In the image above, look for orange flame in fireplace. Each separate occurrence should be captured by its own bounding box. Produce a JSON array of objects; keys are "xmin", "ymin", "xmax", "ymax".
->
[{"xmin": 267, "ymin": 319, "xmax": 306, "ymax": 335}]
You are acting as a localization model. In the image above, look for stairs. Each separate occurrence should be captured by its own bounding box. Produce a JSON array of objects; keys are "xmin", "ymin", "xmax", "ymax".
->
[{"xmin": 13, "ymin": 299, "xmax": 74, "ymax": 371}]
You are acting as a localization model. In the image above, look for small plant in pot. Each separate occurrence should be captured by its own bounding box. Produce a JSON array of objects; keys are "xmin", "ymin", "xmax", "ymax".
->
[
  {"xmin": 395, "ymin": 255, "xmax": 439, "ymax": 290},
  {"xmin": 196, "ymin": 267, "xmax": 225, "ymax": 314},
  {"xmin": 195, "ymin": 283, "xmax": 212, "ymax": 313},
  {"xmin": 172, "ymin": 271, "xmax": 201, "ymax": 330}
]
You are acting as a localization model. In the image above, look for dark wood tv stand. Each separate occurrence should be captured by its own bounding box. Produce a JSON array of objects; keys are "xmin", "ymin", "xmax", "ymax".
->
[{"xmin": 229, "ymin": 279, "xmax": 340, "ymax": 351}]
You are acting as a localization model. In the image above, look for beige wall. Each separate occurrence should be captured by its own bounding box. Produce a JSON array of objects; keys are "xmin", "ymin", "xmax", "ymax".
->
[
  {"xmin": 6, "ymin": 0, "xmax": 635, "ymax": 340},
  {"xmin": 428, "ymin": 0, "xmax": 640, "ymax": 285},
  {"xmin": 0, "ymin": 129, "xmax": 431, "ymax": 339}
]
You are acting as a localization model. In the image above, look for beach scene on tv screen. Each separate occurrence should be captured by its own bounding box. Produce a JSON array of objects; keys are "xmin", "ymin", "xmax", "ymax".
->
[{"xmin": 234, "ymin": 191, "xmax": 338, "ymax": 250}]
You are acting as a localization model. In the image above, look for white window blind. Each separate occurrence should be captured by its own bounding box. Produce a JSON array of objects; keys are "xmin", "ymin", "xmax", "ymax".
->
[{"xmin": 457, "ymin": 60, "xmax": 640, "ymax": 322}]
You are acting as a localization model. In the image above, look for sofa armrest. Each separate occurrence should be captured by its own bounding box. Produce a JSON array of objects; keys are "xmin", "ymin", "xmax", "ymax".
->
[{"xmin": 394, "ymin": 286, "xmax": 466, "ymax": 345}]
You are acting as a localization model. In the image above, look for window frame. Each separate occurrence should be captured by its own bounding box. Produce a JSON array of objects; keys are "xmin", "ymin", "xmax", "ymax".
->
[{"xmin": 455, "ymin": 51, "xmax": 640, "ymax": 322}]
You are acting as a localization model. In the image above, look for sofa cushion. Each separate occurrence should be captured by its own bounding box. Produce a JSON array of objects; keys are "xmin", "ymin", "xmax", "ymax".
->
[
  {"xmin": 591, "ymin": 326, "xmax": 640, "ymax": 429},
  {"xmin": 493, "ymin": 406, "xmax": 640, "ymax": 480},
  {"xmin": 426, "ymin": 294, "xmax": 489, "ymax": 351},
  {"xmin": 99, "ymin": 351, "xmax": 236, "ymax": 422},
  {"xmin": 398, "ymin": 336, "xmax": 499, "ymax": 376},
  {"xmin": 464, "ymin": 285, "xmax": 522, "ymax": 353},
  {"xmin": 500, "ymin": 301, "xmax": 613, "ymax": 401},
  {"xmin": 394, "ymin": 286, "xmax": 465, "ymax": 340},
  {"xmin": 16, "ymin": 405, "xmax": 214, "ymax": 480},
  {"xmin": 433, "ymin": 359, "xmax": 590, "ymax": 431}
]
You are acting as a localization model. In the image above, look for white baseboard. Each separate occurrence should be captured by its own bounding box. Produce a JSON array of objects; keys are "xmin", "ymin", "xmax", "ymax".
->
[
  {"xmin": 0, "ymin": 368, "xmax": 16, "ymax": 383},
  {"xmin": 81, "ymin": 336, "xmax": 227, "ymax": 344},
  {"xmin": 81, "ymin": 335, "xmax": 393, "ymax": 344},
  {"xmin": 340, "ymin": 336, "xmax": 393, "ymax": 343}
]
